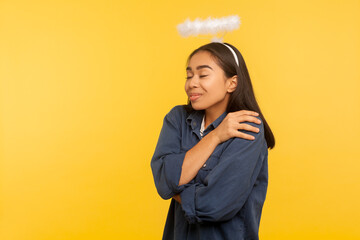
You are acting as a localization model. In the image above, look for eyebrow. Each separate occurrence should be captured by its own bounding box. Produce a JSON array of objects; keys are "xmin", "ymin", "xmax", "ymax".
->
[{"xmin": 186, "ymin": 65, "xmax": 213, "ymax": 71}]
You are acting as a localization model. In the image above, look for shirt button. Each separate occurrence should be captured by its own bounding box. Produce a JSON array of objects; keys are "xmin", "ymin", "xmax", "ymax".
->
[
  {"xmin": 203, "ymin": 163, "xmax": 207, "ymax": 168},
  {"xmin": 192, "ymin": 122, "xmax": 197, "ymax": 127}
]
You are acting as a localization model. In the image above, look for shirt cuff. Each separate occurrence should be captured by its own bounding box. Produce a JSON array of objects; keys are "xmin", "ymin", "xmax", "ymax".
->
[
  {"xmin": 179, "ymin": 183, "xmax": 198, "ymax": 224},
  {"xmin": 163, "ymin": 151, "xmax": 187, "ymax": 193}
]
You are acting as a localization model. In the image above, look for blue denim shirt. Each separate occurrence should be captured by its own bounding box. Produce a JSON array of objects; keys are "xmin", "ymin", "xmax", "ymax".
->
[{"xmin": 151, "ymin": 104, "xmax": 268, "ymax": 240}]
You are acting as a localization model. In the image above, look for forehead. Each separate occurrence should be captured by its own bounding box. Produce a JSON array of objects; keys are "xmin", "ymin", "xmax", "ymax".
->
[{"xmin": 187, "ymin": 51, "xmax": 219, "ymax": 70}]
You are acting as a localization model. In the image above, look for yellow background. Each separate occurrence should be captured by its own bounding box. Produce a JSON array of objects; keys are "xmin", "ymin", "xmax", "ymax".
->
[{"xmin": 1, "ymin": 0, "xmax": 359, "ymax": 239}]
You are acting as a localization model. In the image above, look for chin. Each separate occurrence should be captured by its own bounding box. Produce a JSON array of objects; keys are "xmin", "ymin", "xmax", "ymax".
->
[{"xmin": 190, "ymin": 102, "xmax": 206, "ymax": 111}]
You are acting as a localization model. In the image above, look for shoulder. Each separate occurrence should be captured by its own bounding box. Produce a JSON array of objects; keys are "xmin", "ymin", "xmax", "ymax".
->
[
  {"xmin": 165, "ymin": 104, "xmax": 189, "ymax": 125},
  {"xmin": 224, "ymin": 115, "xmax": 266, "ymax": 150},
  {"xmin": 239, "ymin": 115, "xmax": 265, "ymax": 137}
]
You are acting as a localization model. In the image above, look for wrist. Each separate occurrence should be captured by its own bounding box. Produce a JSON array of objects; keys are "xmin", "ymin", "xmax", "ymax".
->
[{"xmin": 208, "ymin": 130, "xmax": 221, "ymax": 145}]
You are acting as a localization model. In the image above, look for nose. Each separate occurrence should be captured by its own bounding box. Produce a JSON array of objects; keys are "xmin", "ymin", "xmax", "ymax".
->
[{"xmin": 188, "ymin": 75, "xmax": 199, "ymax": 88}]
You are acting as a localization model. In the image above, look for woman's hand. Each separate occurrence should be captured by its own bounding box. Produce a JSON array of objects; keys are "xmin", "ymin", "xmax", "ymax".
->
[
  {"xmin": 173, "ymin": 194, "xmax": 181, "ymax": 204},
  {"xmin": 212, "ymin": 110, "xmax": 261, "ymax": 144}
]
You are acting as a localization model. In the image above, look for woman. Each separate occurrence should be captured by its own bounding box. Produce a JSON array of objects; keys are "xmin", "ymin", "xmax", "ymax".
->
[{"xmin": 150, "ymin": 42, "xmax": 275, "ymax": 240}]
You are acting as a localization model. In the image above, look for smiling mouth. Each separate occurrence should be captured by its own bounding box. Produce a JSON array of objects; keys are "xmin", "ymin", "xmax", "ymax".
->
[{"xmin": 189, "ymin": 94, "xmax": 202, "ymax": 101}]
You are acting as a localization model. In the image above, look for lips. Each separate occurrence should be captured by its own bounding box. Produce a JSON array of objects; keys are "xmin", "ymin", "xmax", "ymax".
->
[{"xmin": 189, "ymin": 93, "xmax": 202, "ymax": 101}]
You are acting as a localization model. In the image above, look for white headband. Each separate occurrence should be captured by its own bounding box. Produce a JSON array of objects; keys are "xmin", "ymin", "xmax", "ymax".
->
[{"xmin": 221, "ymin": 43, "xmax": 239, "ymax": 67}]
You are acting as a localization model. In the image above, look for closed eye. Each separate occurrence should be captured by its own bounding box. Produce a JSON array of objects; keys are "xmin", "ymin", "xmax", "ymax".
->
[{"xmin": 185, "ymin": 75, "xmax": 208, "ymax": 80}]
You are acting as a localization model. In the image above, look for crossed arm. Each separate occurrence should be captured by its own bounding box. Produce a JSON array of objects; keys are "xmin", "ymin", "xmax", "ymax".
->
[{"xmin": 151, "ymin": 107, "xmax": 265, "ymax": 223}]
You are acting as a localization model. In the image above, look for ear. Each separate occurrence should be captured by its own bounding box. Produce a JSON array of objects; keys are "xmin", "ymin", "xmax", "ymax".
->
[{"xmin": 226, "ymin": 75, "xmax": 237, "ymax": 93}]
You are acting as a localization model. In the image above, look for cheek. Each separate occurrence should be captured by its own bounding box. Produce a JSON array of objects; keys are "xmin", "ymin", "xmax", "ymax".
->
[
  {"xmin": 184, "ymin": 81, "xmax": 189, "ymax": 90},
  {"xmin": 203, "ymin": 80, "xmax": 226, "ymax": 93}
]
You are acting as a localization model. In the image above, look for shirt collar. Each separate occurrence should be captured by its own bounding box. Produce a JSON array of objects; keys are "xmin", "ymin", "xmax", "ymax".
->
[{"xmin": 186, "ymin": 109, "xmax": 227, "ymax": 131}]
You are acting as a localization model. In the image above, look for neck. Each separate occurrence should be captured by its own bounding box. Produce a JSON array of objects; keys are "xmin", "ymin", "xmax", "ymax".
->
[{"xmin": 204, "ymin": 95, "xmax": 229, "ymax": 129}]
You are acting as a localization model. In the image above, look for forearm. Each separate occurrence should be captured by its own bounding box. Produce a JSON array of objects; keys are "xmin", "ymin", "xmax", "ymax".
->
[{"xmin": 178, "ymin": 131, "xmax": 220, "ymax": 186}]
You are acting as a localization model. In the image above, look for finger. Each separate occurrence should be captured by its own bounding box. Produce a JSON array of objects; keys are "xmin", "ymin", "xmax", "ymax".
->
[
  {"xmin": 236, "ymin": 115, "xmax": 262, "ymax": 125},
  {"xmin": 238, "ymin": 123, "xmax": 260, "ymax": 133},
  {"xmin": 234, "ymin": 110, "xmax": 259, "ymax": 116},
  {"xmin": 235, "ymin": 131, "xmax": 256, "ymax": 140}
]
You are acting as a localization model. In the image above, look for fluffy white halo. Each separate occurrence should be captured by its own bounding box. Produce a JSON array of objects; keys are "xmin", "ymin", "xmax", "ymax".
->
[{"xmin": 177, "ymin": 15, "xmax": 241, "ymax": 42}]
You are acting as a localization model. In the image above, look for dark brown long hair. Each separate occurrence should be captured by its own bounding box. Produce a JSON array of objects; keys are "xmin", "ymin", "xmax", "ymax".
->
[{"xmin": 184, "ymin": 42, "xmax": 275, "ymax": 149}]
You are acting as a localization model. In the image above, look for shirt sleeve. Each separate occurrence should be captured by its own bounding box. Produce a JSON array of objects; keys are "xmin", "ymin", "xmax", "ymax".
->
[
  {"xmin": 150, "ymin": 106, "xmax": 191, "ymax": 200},
  {"xmin": 179, "ymin": 117, "xmax": 267, "ymax": 224}
]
